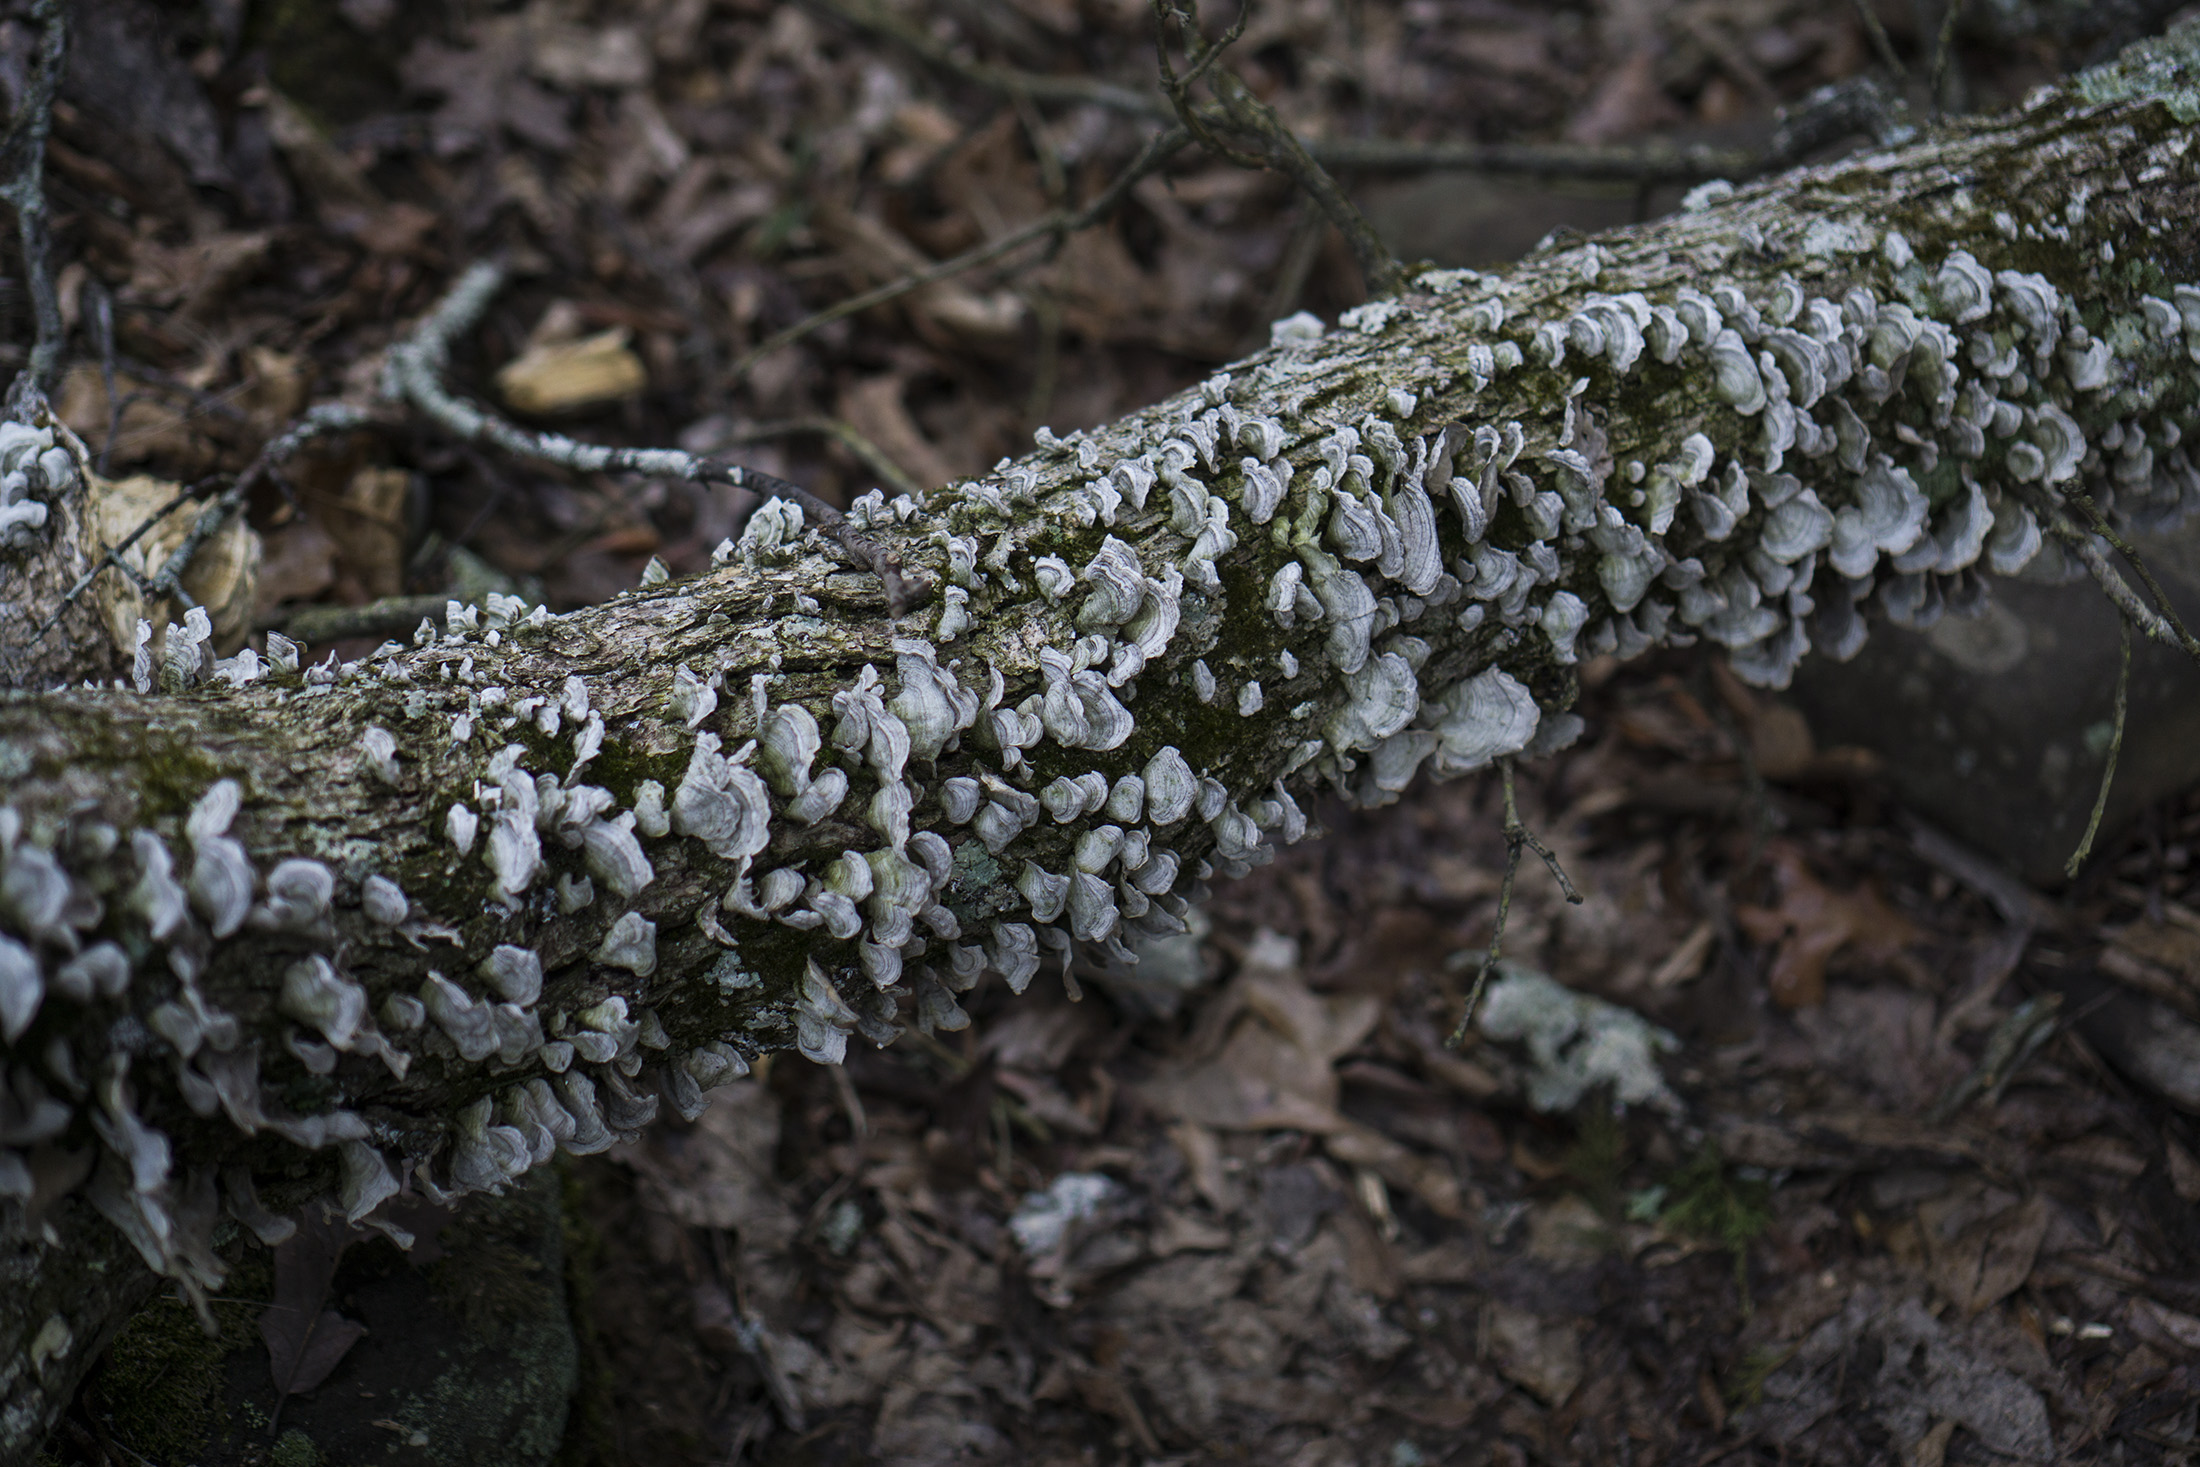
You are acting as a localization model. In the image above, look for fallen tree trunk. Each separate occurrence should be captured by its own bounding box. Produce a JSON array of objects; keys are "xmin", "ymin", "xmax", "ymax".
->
[{"xmin": 6, "ymin": 22, "xmax": 2200, "ymax": 1456}]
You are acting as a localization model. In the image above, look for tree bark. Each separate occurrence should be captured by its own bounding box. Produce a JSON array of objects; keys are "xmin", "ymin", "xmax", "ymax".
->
[{"xmin": 7, "ymin": 23, "xmax": 2200, "ymax": 1456}]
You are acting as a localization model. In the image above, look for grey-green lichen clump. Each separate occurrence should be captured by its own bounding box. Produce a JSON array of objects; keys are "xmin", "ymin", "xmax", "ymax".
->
[
  {"xmin": 1, "ymin": 21, "xmax": 2198, "ymax": 1347},
  {"xmin": 2074, "ymin": 15, "xmax": 2200, "ymax": 121}
]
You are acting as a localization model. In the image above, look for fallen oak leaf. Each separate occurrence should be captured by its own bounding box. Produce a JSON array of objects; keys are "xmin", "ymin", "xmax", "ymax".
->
[
  {"xmin": 1734, "ymin": 843, "xmax": 1922, "ymax": 1007},
  {"xmin": 257, "ymin": 1206, "xmax": 367, "ymax": 1400},
  {"xmin": 259, "ymin": 1305, "xmax": 367, "ymax": 1400}
]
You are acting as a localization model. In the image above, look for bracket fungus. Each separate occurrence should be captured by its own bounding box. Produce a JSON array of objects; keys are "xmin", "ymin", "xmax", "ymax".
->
[{"xmin": 7, "ymin": 45, "xmax": 2200, "ymax": 1443}]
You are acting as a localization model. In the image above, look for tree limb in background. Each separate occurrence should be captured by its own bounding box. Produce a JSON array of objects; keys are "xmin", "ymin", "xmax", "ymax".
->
[{"xmin": 704, "ymin": 417, "xmax": 931, "ymax": 503}]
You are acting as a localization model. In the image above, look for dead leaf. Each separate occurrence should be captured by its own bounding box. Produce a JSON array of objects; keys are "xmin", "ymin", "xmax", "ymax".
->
[
  {"xmin": 124, "ymin": 231, "xmax": 270, "ymax": 320},
  {"xmin": 1525, "ymin": 1194, "xmax": 1613, "ymax": 1268},
  {"xmin": 1919, "ymin": 1190, "xmax": 2048, "ymax": 1317},
  {"xmin": 811, "ymin": 203, "xmax": 1028, "ymax": 351},
  {"xmin": 242, "ymin": 347, "xmax": 311, "ymax": 426},
  {"xmin": 1132, "ymin": 966, "xmax": 1380, "ymax": 1134},
  {"xmin": 1649, "ymin": 917, "xmax": 1718, "ymax": 989},
  {"xmin": 90, "ymin": 471, "xmax": 261, "ymax": 654},
  {"xmin": 528, "ymin": 21, "xmax": 652, "ymax": 90},
  {"xmin": 2130, "ymin": 1298, "xmax": 2200, "ymax": 1353},
  {"xmin": 2106, "ymin": 920, "xmax": 2200, "ymax": 1006},
  {"xmin": 496, "ymin": 328, "xmax": 649, "ymax": 415},
  {"xmin": 1322, "ymin": 1123, "xmax": 1462, "ymax": 1219},
  {"xmin": 1565, "ymin": 51, "xmax": 1684, "ymax": 144},
  {"xmin": 402, "ymin": 21, "xmax": 575, "ymax": 153},
  {"xmin": 263, "ymin": 91, "xmax": 382, "ymax": 215},
  {"xmin": 1735, "ymin": 843, "xmax": 1923, "ymax": 1007},
  {"xmin": 2168, "ymin": 1137, "xmax": 2200, "ymax": 1202},
  {"xmin": 1911, "ymin": 1418, "xmax": 1958, "ymax": 1467},
  {"xmin": 255, "ymin": 518, "xmax": 341, "ymax": 614},
  {"xmin": 325, "ymin": 466, "xmax": 411, "ymax": 603},
  {"xmin": 836, "ymin": 374, "xmax": 965, "ymax": 491},
  {"xmin": 258, "ymin": 1208, "xmax": 367, "ymax": 1398},
  {"xmin": 56, "ymin": 366, "xmax": 222, "ymax": 476},
  {"xmin": 1168, "ymin": 1120, "xmax": 1233, "ymax": 1214},
  {"xmin": 618, "ymin": 1081, "xmax": 794, "ymax": 1248},
  {"xmin": 1150, "ymin": 1208, "xmax": 1234, "ymax": 1257},
  {"xmin": 1486, "ymin": 1303, "xmax": 1583, "ymax": 1406}
]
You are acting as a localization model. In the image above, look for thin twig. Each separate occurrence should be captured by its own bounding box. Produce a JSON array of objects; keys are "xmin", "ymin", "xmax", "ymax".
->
[
  {"xmin": 1849, "ymin": 0, "xmax": 1908, "ymax": 79},
  {"xmin": 1446, "ymin": 760, "xmax": 1583, "ymax": 1048},
  {"xmin": 1161, "ymin": 0, "xmax": 1250, "ymax": 96},
  {"xmin": 86, "ymin": 275, "xmax": 119, "ymax": 474},
  {"xmin": 145, "ymin": 404, "xmax": 371, "ymax": 603},
  {"xmin": 1152, "ymin": 0, "xmax": 1405, "ymax": 299},
  {"xmin": 2063, "ymin": 487, "xmax": 2200, "ymax": 657},
  {"xmin": 816, "ymin": 0, "xmax": 1849, "ymax": 191},
  {"xmin": 1301, "ymin": 135, "xmax": 1760, "ymax": 182},
  {"xmin": 804, "ymin": 0, "xmax": 1166, "ymax": 118},
  {"xmin": 0, "ymin": 0, "xmax": 68, "ymax": 403},
  {"xmin": 35, "ymin": 483, "xmax": 197, "ymax": 635},
  {"xmin": 2035, "ymin": 502, "xmax": 2200, "ymax": 658},
  {"xmin": 2066, "ymin": 615, "xmax": 2131, "ymax": 879},
  {"xmin": 731, "ymin": 124, "xmax": 1190, "ymax": 380},
  {"xmin": 387, "ymin": 262, "xmax": 928, "ymax": 615},
  {"xmin": 706, "ymin": 417, "xmax": 929, "ymax": 502},
  {"xmin": 1929, "ymin": 0, "xmax": 1966, "ymax": 113}
]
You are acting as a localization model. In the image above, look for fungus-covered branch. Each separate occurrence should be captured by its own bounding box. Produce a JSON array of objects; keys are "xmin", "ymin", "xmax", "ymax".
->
[{"xmin": 5, "ymin": 22, "xmax": 2200, "ymax": 1458}]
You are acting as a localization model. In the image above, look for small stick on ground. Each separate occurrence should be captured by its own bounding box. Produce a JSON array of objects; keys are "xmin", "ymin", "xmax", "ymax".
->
[
  {"xmin": 0, "ymin": 0, "xmax": 68, "ymax": 403},
  {"xmin": 2065, "ymin": 614, "xmax": 2132, "ymax": 879},
  {"xmin": 387, "ymin": 262, "xmax": 929, "ymax": 616},
  {"xmin": 261, "ymin": 594, "xmax": 454, "ymax": 648},
  {"xmin": 1446, "ymin": 759, "xmax": 1584, "ymax": 1049},
  {"xmin": 1302, "ymin": 135, "xmax": 1759, "ymax": 183}
]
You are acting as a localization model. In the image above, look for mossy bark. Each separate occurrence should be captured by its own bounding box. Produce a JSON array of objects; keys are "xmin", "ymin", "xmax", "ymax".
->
[{"xmin": 7, "ymin": 24, "xmax": 2200, "ymax": 1459}]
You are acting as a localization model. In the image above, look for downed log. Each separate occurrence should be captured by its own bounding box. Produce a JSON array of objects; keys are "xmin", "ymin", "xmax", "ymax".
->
[{"xmin": 5, "ymin": 21, "xmax": 2200, "ymax": 1456}]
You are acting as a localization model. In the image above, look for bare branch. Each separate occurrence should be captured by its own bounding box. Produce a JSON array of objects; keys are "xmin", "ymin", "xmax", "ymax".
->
[
  {"xmin": 385, "ymin": 263, "xmax": 929, "ymax": 616},
  {"xmin": 1151, "ymin": 0, "xmax": 1406, "ymax": 299}
]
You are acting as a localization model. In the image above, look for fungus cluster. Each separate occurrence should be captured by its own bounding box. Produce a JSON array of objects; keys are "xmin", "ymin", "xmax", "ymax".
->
[{"xmin": 4, "ymin": 181, "xmax": 2198, "ymax": 1328}]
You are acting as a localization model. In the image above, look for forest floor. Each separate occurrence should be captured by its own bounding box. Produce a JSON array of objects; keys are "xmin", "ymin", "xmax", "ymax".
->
[{"xmin": 31, "ymin": 0, "xmax": 2200, "ymax": 1462}]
